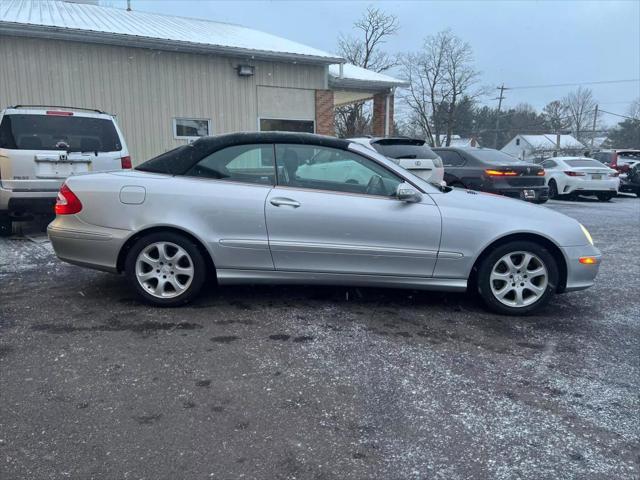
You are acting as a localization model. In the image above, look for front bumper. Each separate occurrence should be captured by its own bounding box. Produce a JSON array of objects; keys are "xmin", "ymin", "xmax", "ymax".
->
[
  {"xmin": 559, "ymin": 244, "xmax": 602, "ymax": 293},
  {"xmin": 47, "ymin": 216, "xmax": 131, "ymax": 273}
]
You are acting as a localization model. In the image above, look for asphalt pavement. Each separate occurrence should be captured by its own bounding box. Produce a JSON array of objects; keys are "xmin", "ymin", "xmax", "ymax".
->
[{"xmin": 1, "ymin": 196, "xmax": 639, "ymax": 480}]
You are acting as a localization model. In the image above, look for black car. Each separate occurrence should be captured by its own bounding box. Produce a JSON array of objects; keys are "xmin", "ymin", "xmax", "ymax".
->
[{"xmin": 433, "ymin": 147, "xmax": 549, "ymax": 203}]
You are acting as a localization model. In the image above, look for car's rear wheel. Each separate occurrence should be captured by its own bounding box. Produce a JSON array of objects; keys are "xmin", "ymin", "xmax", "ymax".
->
[
  {"xmin": 477, "ymin": 241, "xmax": 559, "ymax": 315},
  {"xmin": 596, "ymin": 192, "xmax": 614, "ymax": 202},
  {"xmin": 125, "ymin": 232, "xmax": 207, "ymax": 306},
  {"xmin": 0, "ymin": 215, "xmax": 12, "ymax": 237},
  {"xmin": 548, "ymin": 180, "xmax": 559, "ymax": 199}
]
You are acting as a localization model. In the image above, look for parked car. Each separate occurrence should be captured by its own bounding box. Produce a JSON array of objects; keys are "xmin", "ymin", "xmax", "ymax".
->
[
  {"xmin": 432, "ymin": 147, "xmax": 548, "ymax": 203},
  {"xmin": 348, "ymin": 137, "xmax": 445, "ymax": 184},
  {"xmin": 541, "ymin": 157, "xmax": 620, "ymax": 201},
  {"xmin": 591, "ymin": 149, "xmax": 640, "ymax": 171},
  {"xmin": 0, "ymin": 105, "xmax": 130, "ymax": 236},
  {"xmin": 47, "ymin": 132, "xmax": 600, "ymax": 315},
  {"xmin": 619, "ymin": 163, "xmax": 640, "ymax": 197}
]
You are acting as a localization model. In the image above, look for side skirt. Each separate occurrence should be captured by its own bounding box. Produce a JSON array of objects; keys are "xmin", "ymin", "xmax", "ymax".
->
[{"xmin": 216, "ymin": 269, "xmax": 468, "ymax": 292}]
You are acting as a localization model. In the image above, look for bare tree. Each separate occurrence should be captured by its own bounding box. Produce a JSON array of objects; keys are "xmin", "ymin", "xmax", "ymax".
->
[
  {"xmin": 562, "ymin": 87, "xmax": 597, "ymax": 141},
  {"xmin": 400, "ymin": 30, "xmax": 480, "ymax": 146},
  {"xmin": 335, "ymin": 7, "xmax": 399, "ymax": 137},
  {"xmin": 542, "ymin": 100, "xmax": 570, "ymax": 132},
  {"xmin": 628, "ymin": 98, "xmax": 640, "ymax": 120}
]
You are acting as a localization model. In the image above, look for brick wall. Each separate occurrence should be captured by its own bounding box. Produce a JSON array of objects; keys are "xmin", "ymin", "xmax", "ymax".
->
[
  {"xmin": 372, "ymin": 92, "xmax": 394, "ymax": 137},
  {"xmin": 315, "ymin": 89, "xmax": 335, "ymax": 136}
]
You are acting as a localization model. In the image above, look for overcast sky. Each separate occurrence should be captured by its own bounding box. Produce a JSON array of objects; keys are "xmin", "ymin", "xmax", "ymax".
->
[{"xmin": 110, "ymin": 0, "xmax": 640, "ymax": 126}]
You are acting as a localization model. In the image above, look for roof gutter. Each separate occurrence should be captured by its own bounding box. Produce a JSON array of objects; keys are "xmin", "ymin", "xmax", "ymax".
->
[{"xmin": 0, "ymin": 23, "xmax": 345, "ymax": 65}]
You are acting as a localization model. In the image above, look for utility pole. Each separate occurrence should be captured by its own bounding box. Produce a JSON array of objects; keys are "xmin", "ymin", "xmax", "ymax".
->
[
  {"xmin": 590, "ymin": 104, "xmax": 599, "ymax": 149},
  {"xmin": 494, "ymin": 84, "xmax": 508, "ymax": 149}
]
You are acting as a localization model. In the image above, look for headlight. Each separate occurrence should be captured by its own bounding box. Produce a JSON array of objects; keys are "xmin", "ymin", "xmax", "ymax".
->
[{"xmin": 580, "ymin": 224, "xmax": 593, "ymax": 245}]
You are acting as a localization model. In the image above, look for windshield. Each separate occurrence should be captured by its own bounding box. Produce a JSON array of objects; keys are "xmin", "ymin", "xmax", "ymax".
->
[
  {"xmin": 470, "ymin": 149, "xmax": 525, "ymax": 164},
  {"xmin": 0, "ymin": 114, "xmax": 122, "ymax": 152},
  {"xmin": 566, "ymin": 159, "xmax": 606, "ymax": 168},
  {"xmin": 618, "ymin": 151, "xmax": 640, "ymax": 160},
  {"xmin": 371, "ymin": 140, "xmax": 439, "ymax": 159}
]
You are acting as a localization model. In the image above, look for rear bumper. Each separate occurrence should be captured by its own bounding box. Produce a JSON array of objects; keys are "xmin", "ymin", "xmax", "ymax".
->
[
  {"xmin": 563, "ymin": 179, "xmax": 619, "ymax": 194},
  {"xmin": 484, "ymin": 185, "xmax": 549, "ymax": 202},
  {"xmin": 0, "ymin": 187, "xmax": 57, "ymax": 214},
  {"xmin": 559, "ymin": 244, "xmax": 602, "ymax": 293},
  {"xmin": 47, "ymin": 216, "xmax": 130, "ymax": 273}
]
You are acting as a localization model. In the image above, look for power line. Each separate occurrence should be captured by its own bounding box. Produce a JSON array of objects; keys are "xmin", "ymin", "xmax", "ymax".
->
[
  {"xmin": 599, "ymin": 109, "xmax": 637, "ymax": 120},
  {"xmin": 506, "ymin": 79, "xmax": 640, "ymax": 90}
]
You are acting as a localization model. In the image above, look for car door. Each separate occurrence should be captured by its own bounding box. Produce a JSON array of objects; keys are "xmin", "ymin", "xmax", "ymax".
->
[
  {"xmin": 177, "ymin": 143, "xmax": 277, "ymax": 270},
  {"xmin": 265, "ymin": 144, "xmax": 442, "ymax": 277}
]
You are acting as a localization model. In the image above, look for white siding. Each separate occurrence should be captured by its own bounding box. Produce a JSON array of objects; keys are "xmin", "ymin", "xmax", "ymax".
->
[{"xmin": 0, "ymin": 36, "xmax": 326, "ymax": 163}]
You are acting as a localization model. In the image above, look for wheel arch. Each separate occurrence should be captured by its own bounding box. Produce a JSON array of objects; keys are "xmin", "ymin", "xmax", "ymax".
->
[
  {"xmin": 468, "ymin": 232, "xmax": 568, "ymax": 293},
  {"xmin": 116, "ymin": 225, "xmax": 216, "ymax": 277}
]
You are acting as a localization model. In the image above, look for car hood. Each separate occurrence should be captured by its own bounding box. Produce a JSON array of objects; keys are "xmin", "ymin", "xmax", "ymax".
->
[{"xmin": 429, "ymin": 188, "xmax": 590, "ymax": 248}]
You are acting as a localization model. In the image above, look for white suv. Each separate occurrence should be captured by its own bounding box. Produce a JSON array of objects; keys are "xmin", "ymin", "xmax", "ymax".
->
[
  {"xmin": 348, "ymin": 137, "xmax": 445, "ymax": 184},
  {"xmin": 0, "ymin": 106, "xmax": 130, "ymax": 235}
]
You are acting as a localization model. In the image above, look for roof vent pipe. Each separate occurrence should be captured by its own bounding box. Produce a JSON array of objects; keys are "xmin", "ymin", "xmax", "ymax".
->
[
  {"xmin": 339, "ymin": 64, "xmax": 344, "ymax": 78},
  {"xmin": 127, "ymin": 0, "xmax": 132, "ymax": 11}
]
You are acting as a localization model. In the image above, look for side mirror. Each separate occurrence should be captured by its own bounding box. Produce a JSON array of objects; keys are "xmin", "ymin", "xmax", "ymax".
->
[{"xmin": 396, "ymin": 182, "xmax": 422, "ymax": 203}]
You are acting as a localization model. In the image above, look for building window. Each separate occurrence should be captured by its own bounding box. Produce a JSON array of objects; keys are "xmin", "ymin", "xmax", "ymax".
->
[
  {"xmin": 260, "ymin": 118, "xmax": 314, "ymax": 133},
  {"xmin": 173, "ymin": 118, "xmax": 211, "ymax": 139},
  {"xmin": 516, "ymin": 138, "xmax": 520, "ymax": 146}
]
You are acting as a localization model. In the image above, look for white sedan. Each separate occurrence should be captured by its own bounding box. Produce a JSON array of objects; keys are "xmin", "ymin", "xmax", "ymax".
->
[{"xmin": 541, "ymin": 157, "xmax": 620, "ymax": 201}]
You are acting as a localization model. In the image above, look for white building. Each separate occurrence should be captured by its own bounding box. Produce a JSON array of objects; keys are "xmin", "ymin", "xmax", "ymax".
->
[{"xmin": 501, "ymin": 134, "xmax": 586, "ymax": 162}]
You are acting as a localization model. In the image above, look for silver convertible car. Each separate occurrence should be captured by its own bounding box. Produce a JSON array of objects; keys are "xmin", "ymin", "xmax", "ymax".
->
[{"xmin": 48, "ymin": 132, "xmax": 601, "ymax": 315}]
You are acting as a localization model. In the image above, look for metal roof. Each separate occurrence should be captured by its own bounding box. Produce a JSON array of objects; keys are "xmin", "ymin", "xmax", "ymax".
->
[
  {"xmin": 0, "ymin": 0, "xmax": 344, "ymax": 64},
  {"xmin": 329, "ymin": 64, "xmax": 408, "ymax": 90}
]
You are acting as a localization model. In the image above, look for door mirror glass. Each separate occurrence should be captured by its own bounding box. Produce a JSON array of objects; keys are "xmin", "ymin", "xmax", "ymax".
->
[{"xmin": 396, "ymin": 183, "xmax": 422, "ymax": 203}]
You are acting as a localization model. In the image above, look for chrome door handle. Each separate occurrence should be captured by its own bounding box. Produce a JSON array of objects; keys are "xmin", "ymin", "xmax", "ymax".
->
[{"xmin": 270, "ymin": 197, "xmax": 300, "ymax": 208}]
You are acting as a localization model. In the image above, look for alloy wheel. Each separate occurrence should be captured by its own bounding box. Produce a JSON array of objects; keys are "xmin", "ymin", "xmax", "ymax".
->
[
  {"xmin": 489, "ymin": 251, "xmax": 548, "ymax": 308},
  {"xmin": 135, "ymin": 241, "xmax": 194, "ymax": 298}
]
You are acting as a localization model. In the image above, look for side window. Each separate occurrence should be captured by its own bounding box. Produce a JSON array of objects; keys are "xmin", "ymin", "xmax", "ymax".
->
[
  {"xmin": 438, "ymin": 150, "xmax": 466, "ymax": 167},
  {"xmin": 185, "ymin": 144, "xmax": 275, "ymax": 185},
  {"xmin": 275, "ymin": 144, "xmax": 402, "ymax": 197},
  {"xmin": 542, "ymin": 160, "xmax": 556, "ymax": 168}
]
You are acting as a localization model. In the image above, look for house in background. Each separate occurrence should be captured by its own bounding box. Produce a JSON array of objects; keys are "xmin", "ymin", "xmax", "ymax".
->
[
  {"xmin": 437, "ymin": 135, "xmax": 480, "ymax": 148},
  {"xmin": 501, "ymin": 134, "xmax": 586, "ymax": 162},
  {"xmin": 0, "ymin": 0, "xmax": 406, "ymax": 164}
]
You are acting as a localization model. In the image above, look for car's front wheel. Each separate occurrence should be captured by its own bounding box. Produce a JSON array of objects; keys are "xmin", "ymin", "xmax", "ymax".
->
[
  {"xmin": 477, "ymin": 241, "xmax": 559, "ymax": 315},
  {"xmin": 125, "ymin": 232, "xmax": 207, "ymax": 306}
]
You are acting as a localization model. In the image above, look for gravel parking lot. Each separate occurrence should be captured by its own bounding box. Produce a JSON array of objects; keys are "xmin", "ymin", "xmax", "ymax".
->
[{"xmin": 1, "ymin": 196, "xmax": 639, "ymax": 480}]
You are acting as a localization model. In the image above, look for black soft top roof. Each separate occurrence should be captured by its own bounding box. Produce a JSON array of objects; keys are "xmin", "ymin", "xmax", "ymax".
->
[{"xmin": 137, "ymin": 132, "xmax": 351, "ymax": 175}]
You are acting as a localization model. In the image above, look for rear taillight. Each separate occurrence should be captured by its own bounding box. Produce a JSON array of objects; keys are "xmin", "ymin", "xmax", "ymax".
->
[
  {"xmin": 46, "ymin": 110, "xmax": 73, "ymax": 116},
  {"xmin": 121, "ymin": 156, "xmax": 132, "ymax": 169},
  {"xmin": 55, "ymin": 183, "xmax": 83, "ymax": 215},
  {"xmin": 611, "ymin": 152, "xmax": 618, "ymax": 168},
  {"xmin": 485, "ymin": 169, "xmax": 517, "ymax": 176},
  {"xmin": 609, "ymin": 171, "xmax": 620, "ymax": 177},
  {"xmin": 564, "ymin": 171, "xmax": 586, "ymax": 177}
]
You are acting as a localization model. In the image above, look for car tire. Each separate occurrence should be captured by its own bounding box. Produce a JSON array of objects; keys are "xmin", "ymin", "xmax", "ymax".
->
[
  {"xmin": 476, "ymin": 241, "xmax": 559, "ymax": 316},
  {"xmin": 596, "ymin": 192, "xmax": 614, "ymax": 202},
  {"xmin": 0, "ymin": 215, "xmax": 12, "ymax": 237},
  {"xmin": 125, "ymin": 231, "xmax": 207, "ymax": 307},
  {"xmin": 548, "ymin": 180, "xmax": 559, "ymax": 199}
]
